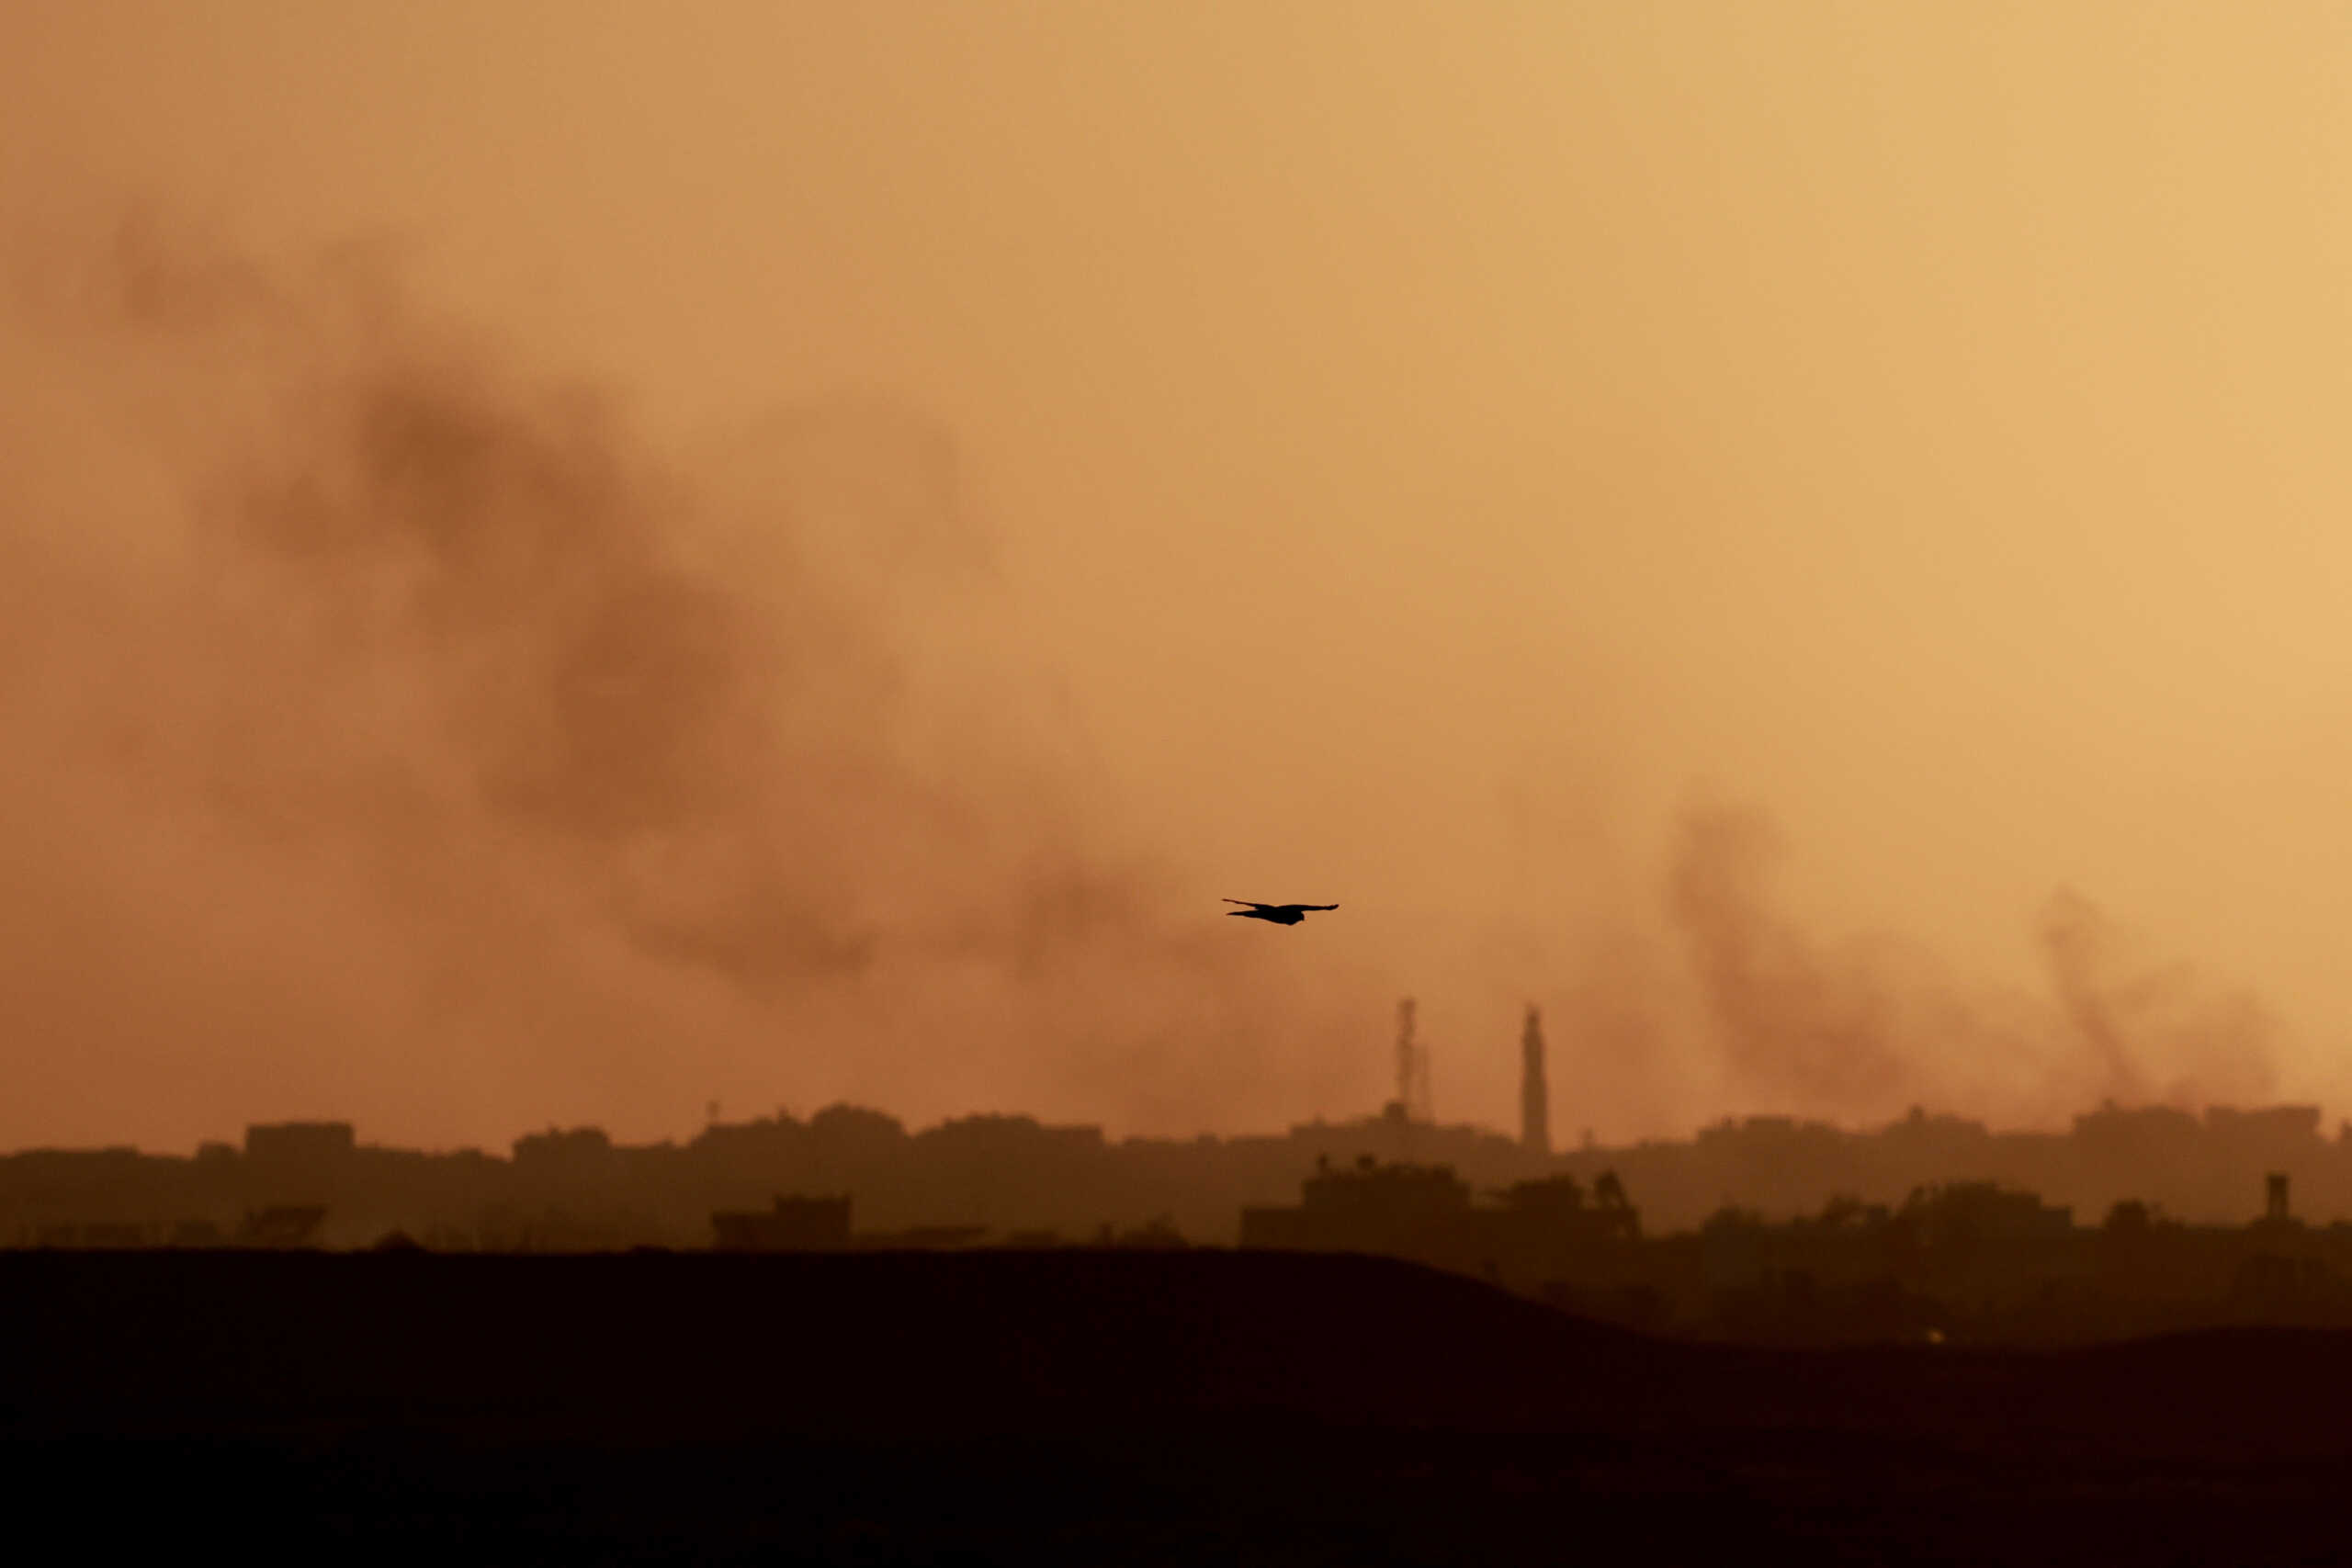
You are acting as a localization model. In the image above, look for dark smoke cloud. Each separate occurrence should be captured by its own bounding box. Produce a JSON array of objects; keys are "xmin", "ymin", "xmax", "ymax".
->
[
  {"xmin": 1666, "ymin": 805, "xmax": 2278, "ymax": 1124},
  {"xmin": 0, "ymin": 218, "xmax": 2296, "ymax": 1151},
  {"xmin": 0, "ymin": 220, "xmax": 1355, "ymax": 1147},
  {"xmin": 2037, "ymin": 886, "xmax": 2277, "ymax": 1111},
  {"xmin": 1667, "ymin": 805, "xmax": 1912, "ymax": 1114}
]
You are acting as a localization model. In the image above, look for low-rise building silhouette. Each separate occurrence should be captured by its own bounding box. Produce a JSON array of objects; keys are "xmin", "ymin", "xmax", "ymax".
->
[
  {"xmin": 711, "ymin": 1194, "xmax": 854, "ymax": 1251},
  {"xmin": 1240, "ymin": 1155, "xmax": 1639, "ymax": 1292}
]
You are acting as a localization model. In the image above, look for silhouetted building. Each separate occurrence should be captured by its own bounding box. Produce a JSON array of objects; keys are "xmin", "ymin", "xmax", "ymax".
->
[
  {"xmin": 1899, "ymin": 1180, "xmax": 2074, "ymax": 1245},
  {"xmin": 239, "ymin": 1206, "xmax": 328, "ymax": 1248},
  {"xmin": 711, "ymin": 1194, "xmax": 853, "ymax": 1252},
  {"xmin": 1241, "ymin": 1155, "xmax": 1638, "ymax": 1292},
  {"xmin": 75, "ymin": 1222, "xmax": 150, "ymax": 1247},
  {"xmin": 243, "ymin": 1122, "xmax": 354, "ymax": 1209},
  {"xmin": 244, "ymin": 1122, "xmax": 355, "ymax": 1168},
  {"xmin": 860, "ymin": 1224, "xmax": 990, "ymax": 1249},
  {"xmin": 513, "ymin": 1126, "xmax": 616, "ymax": 1183},
  {"xmin": 1241, "ymin": 1156, "xmax": 1464, "ymax": 1253},
  {"xmin": 2208, "ymin": 1104, "xmax": 2323, "ymax": 1148},
  {"xmin": 999, "ymin": 1228, "xmax": 1063, "ymax": 1247},
  {"xmin": 1098, "ymin": 1214, "xmax": 1188, "ymax": 1249}
]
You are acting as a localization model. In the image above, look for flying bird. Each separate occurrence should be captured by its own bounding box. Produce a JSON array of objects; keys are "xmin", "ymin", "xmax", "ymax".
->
[{"xmin": 1224, "ymin": 900, "xmax": 1339, "ymax": 926}]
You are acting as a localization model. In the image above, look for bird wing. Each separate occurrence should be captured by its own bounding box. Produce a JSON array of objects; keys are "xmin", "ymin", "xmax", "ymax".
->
[
  {"xmin": 1224, "ymin": 899, "xmax": 1273, "ymax": 908},
  {"xmin": 1299, "ymin": 904, "xmax": 1339, "ymax": 911}
]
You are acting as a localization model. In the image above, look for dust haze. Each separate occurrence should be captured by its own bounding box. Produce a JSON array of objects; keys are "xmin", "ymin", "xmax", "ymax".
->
[
  {"xmin": 0, "ymin": 220, "xmax": 2279, "ymax": 1151},
  {"xmin": 0, "ymin": 223, "xmax": 1364, "ymax": 1147},
  {"xmin": 2, "ymin": 5, "xmax": 2345, "ymax": 1150}
]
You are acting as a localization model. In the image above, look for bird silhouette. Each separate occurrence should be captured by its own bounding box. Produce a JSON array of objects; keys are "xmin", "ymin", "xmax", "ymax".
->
[{"xmin": 1223, "ymin": 900, "xmax": 1339, "ymax": 926}]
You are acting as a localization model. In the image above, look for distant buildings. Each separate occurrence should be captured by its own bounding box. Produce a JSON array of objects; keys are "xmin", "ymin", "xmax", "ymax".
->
[
  {"xmin": 12, "ymin": 1020, "xmax": 2352, "ymax": 1322},
  {"xmin": 711, "ymin": 1195, "xmax": 853, "ymax": 1251},
  {"xmin": 243, "ymin": 1121, "xmax": 355, "ymax": 1169},
  {"xmin": 242, "ymin": 1122, "xmax": 355, "ymax": 1216},
  {"xmin": 1239, "ymin": 1153, "xmax": 1638, "ymax": 1292}
]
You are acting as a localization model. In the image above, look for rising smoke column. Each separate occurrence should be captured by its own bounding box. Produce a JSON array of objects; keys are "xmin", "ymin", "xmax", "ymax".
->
[
  {"xmin": 1666, "ymin": 804, "xmax": 2282, "ymax": 1126},
  {"xmin": 1666, "ymin": 804, "xmax": 1913, "ymax": 1117},
  {"xmin": 2037, "ymin": 887, "xmax": 2277, "ymax": 1111}
]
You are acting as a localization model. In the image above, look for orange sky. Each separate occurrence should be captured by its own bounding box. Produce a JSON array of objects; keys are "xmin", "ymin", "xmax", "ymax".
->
[{"xmin": 5, "ymin": 4, "xmax": 2352, "ymax": 1151}]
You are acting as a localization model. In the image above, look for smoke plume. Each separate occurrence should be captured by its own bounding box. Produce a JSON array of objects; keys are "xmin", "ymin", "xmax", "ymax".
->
[
  {"xmin": 0, "ymin": 220, "xmax": 1356, "ymax": 1148},
  {"xmin": 0, "ymin": 219, "xmax": 2299, "ymax": 1151},
  {"xmin": 1663, "ymin": 803, "xmax": 2278, "ymax": 1124}
]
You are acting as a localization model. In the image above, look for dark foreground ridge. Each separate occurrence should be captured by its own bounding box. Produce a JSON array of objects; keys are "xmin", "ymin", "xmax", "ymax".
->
[
  {"xmin": 9, "ymin": 1249, "xmax": 2352, "ymax": 1562},
  {"xmin": 4, "ymin": 1248, "xmax": 1664, "ymax": 1435}
]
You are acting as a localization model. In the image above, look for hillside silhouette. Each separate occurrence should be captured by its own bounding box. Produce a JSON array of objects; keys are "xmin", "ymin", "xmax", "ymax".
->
[{"xmin": 8, "ymin": 1248, "xmax": 2352, "ymax": 1562}]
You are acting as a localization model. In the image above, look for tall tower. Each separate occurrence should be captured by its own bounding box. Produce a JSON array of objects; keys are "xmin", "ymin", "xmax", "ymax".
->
[
  {"xmin": 1520, "ymin": 1005, "xmax": 1551, "ymax": 1157},
  {"xmin": 1395, "ymin": 998, "xmax": 1418, "ymax": 1115},
  {"xmin": 1389, "ymin": 998, "xmax": 1434, "ymax": 1123}
]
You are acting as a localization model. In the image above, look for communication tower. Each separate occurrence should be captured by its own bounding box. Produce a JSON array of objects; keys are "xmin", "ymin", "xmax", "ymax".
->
[{"xmin": 1394, "ymin": 998, "xmax": 1434, "ymax": 1123}]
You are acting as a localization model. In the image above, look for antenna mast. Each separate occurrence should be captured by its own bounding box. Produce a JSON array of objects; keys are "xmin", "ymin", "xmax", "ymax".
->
[
  {"xmin": 1394, "ymin": 998, "xmax": 1434, "ymax": 1124},
  {"xmin": 1395, "ymin": 998, "xmax": 1417, "ymax": 1114}
]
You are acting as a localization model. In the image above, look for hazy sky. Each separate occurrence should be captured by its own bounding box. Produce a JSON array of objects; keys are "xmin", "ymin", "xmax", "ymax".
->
[{"xmin": 6, "ymin": 3, "xmax": 2352, "ymax": 1151}]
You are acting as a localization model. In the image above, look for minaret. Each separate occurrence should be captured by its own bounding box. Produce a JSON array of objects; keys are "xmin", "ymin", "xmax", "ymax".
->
[
  {"xmin": 1520, "ymin": 1005, "xmax": 1551, "ymax": 1157},
  {"xmin": 1395, "ymin": 998, "xmax": 1419, "ymax": 1117}
]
